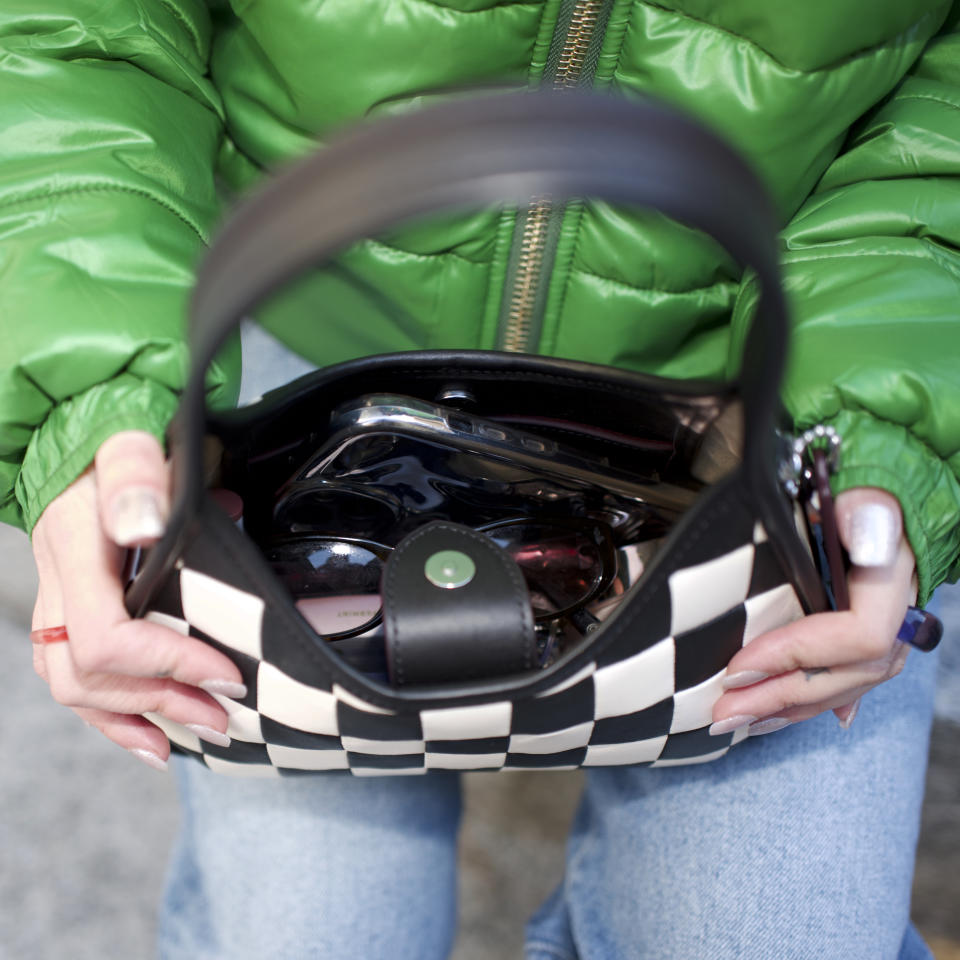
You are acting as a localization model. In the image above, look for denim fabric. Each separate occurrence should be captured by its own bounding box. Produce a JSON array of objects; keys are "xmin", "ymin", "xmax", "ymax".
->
[
  {"xmin": 524, "ymin": 646, "xmax": 939, "ymax": 960},
  {"xmin": 934, "ymin": 584, "xmax": 960, "ymax": 725},
  {"xmin": 159, "ymin": 768, "xmax": 462, "ymax": 959}
]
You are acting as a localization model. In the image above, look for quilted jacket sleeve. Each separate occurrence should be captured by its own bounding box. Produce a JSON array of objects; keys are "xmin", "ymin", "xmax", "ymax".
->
[
  {"xmin": 0, "ymin": 1, "xmax": 236, "ymax": 533},
  {"xmin": 731, "ymin": 4, "xmax": 960, "ymax": 604}
]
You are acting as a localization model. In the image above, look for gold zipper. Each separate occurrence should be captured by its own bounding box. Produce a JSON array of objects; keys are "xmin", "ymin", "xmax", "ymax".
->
[
  {"xmin": 501, "ymin": 197, "xmax": 553, "ymax": 353},
  {"xmin": 500, "ymin": 0, "xmax": 604, "ymax": 353},
  {"xmin": 554, "ymin": 1, "xmax": 603, "ymax": 89}
]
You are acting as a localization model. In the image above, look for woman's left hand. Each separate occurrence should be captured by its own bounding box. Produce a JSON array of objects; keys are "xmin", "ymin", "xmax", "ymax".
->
[{"xmin": 710, "ymin": 488, "xmax": 915, "ymax": 737}]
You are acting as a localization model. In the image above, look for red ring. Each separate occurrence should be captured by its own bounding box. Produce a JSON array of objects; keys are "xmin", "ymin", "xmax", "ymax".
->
[{"xmin": 31, "ymin": 625, "xmax": 70, "ymax": 645}]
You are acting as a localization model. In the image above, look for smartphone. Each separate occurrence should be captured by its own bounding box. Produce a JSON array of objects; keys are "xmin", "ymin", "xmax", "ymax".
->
[{"xmin": 271, "ymin": 394, "xmax": 699, "ymax": 543}]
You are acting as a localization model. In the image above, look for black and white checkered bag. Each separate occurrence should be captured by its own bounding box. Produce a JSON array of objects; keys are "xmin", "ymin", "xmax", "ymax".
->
[{"xmin": 127, "ymin": 92, "xmax": 828, "ymax": 777}]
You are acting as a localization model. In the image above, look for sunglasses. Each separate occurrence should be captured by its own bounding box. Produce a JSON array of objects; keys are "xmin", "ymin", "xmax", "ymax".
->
[{"xmin": 265, "ymin": 517, "xmax": 617, "ymax": 641}]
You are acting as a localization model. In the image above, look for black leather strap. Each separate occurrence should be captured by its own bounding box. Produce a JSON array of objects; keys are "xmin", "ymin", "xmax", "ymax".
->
[
  {"xmin": 382, "ymin": 522, "xmax": 536, "ymax": 685},
  {"xmin": 173, "ymin": 90, "xmax": 788, "ymax": 521}
]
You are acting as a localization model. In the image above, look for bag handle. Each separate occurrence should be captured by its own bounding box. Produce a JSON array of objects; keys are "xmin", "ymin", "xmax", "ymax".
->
[{"xmin": 175, "ymin": 90, "xmax": 788, "ymax": 514}]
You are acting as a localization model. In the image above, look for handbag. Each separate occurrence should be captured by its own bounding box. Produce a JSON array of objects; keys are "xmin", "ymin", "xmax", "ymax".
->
[{"xmin": 126, "ymin": 90, "xmax": 830, "ymax": 777}]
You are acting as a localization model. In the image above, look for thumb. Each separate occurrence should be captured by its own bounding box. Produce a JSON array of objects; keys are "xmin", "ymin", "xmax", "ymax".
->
[
  {"xmin": 834, "ymin": 487, "xmax": 903, "ymax": 569},
  {"xmin": 94, "ymin": 430, "xmax": 170, "ymax": 547},
  {"xmin": 832, "ymin": 488, "xmax": 912, "ymax": 728}
]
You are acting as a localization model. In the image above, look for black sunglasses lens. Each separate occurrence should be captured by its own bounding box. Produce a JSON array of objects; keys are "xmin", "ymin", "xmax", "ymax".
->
[
  {"xmin": 266, "ymin": 539, "xmax": 384, "ymax": 635},
  {"xmin": 486, "ymin": 523, "xmax": 604, "ymax": 617}
]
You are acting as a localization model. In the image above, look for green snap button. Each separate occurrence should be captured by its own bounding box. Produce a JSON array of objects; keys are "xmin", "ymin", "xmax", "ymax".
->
[{"xmin": 424, "ymin": 550, "xmax": 476, "ymax": 589}]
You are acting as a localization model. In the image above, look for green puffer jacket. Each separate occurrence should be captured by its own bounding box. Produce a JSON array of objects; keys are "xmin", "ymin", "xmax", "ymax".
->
[{"xmin": 1, "ymin": 1, "xmax": 959, "ymax": 603}]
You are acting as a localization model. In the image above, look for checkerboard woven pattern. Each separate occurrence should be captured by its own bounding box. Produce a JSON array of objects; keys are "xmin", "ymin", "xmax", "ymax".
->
[{"xmin": 142, "ymin": 497, "xmax": 806, "ymax": 777}]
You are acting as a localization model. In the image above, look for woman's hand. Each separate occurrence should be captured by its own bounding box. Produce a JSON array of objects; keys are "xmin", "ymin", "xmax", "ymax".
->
[
  {"xmin": 30, "ymin": 431, "xmax": 245, "ymax": 771},
  {"xmin": 711, "ymin": 488, "xmax": 914, "ymax": 737}
]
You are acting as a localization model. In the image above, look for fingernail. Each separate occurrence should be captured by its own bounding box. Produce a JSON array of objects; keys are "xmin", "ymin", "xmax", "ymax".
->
[
  {"xmin": 709, "ymin": 715, "xmax": 758, "ymax": 736},
  {"xmin": 722, "ymin": 670, "xmax": 769, "ymax": 690},
  {"xmin": 845, "ymin": 503, "xmax": 899, "ymax": 567},
  {"xmin": 109, "ymin": 487, "xmax": 166, "ymax": 546},
  {"xmin": 129, "ymin": 748, "xmax": 168, "ymax": 772},
  {"xmin": 838, "ymin": 697, "xmax": 861, "ymax": 730},
  {"xmin": 200, "ymin": 679, "xmax": 247, "ymax": 700},
  {"xmin": 185, "ymin": 724, "xmax": 231, "ymax": 748},
  {"xmin": 748, "ymin": 717, "xmax": 792, "ymax": 737}
]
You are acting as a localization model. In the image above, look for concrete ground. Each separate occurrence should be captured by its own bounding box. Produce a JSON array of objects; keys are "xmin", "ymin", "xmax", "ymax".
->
[{"xmin": 1, "ymin": 521, "xmax": 958, "ymax": 960}]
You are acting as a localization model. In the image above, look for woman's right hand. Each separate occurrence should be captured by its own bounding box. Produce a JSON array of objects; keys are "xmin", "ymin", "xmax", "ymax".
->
[{"xmin": 29, "ymin": 430, "xmax": 246, "ymax": 771}]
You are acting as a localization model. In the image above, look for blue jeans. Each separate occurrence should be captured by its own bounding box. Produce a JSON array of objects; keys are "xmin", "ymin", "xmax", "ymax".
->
[{"xmin": 158, "ymin": 647, "xmax": 939, "ymax": 960}]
